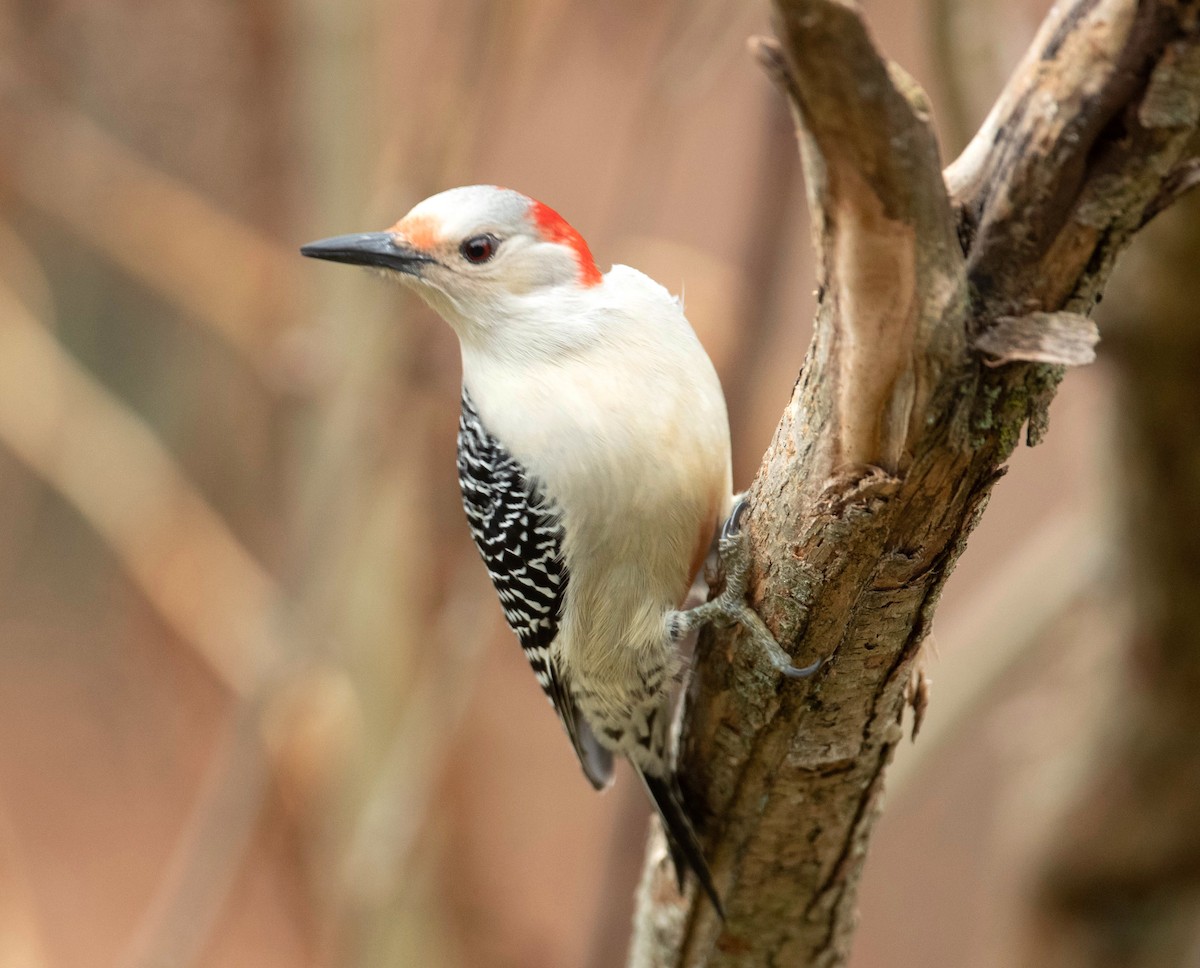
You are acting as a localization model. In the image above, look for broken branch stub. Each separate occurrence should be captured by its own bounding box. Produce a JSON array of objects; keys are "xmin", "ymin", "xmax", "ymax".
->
[
  {"xmin": 975, "ymin": 312, "xmax": 1100, "ymax": 367},
  {"xmin": 756, "ymin": 0, "xmax": 967, "ymax": 479}
]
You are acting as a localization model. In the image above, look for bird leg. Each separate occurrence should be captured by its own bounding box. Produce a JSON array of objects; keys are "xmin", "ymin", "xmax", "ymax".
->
[{"xmin": 667, "ymin": 498, "xmax": 823, "ymax": 679}]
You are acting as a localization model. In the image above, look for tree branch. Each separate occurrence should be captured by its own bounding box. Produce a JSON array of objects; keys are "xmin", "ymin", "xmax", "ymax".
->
[
  {"xmin": 751, "ymin": 8, "xmax": 964, "ymax": 479},
  {"xmin": 947, "ymin": 0, "xmax": 1200, "ymax": 313},
  {"xmin": 0, "ymin": 281, "xmax": 283, "ymax": 696},
  {"xmin": 628, "ymin": 1, "xmax": 1200, "ymax": 965},
  {"xmin": 0, "ymin": 87, "xmax": 307, "ymax": 387}
]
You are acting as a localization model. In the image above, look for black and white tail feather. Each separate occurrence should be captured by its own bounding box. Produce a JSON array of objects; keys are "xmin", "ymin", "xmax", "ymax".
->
[
  {"xmin": 639, "ymin": 770, "xmax": 725, "ymax": 918},
  {"xmin": 456, "ymin": 389, "xmax": 724, "ymax": 915}
]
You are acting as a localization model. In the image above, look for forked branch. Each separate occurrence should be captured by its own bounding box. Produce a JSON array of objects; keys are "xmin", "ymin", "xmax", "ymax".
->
[{"xmin": 628, "ymin": 0, "xmax": 1200, "ymax": 965}]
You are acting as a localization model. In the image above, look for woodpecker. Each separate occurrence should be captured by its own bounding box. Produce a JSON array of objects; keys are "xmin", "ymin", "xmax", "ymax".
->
[{"xmin": 301, "ymin": 186, "xmax": 819, "ymax": 916}]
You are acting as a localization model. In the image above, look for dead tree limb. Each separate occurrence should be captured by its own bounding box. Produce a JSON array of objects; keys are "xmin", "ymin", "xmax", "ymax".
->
[{"xmin": 628, "ymin": 1, "xmax": 1200, "ymax": 965}]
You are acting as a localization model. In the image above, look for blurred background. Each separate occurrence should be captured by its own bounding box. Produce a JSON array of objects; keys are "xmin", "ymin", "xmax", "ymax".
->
[{"xmin": 2, "ymin": 0, "xmax": 1198, "ymax": 965}]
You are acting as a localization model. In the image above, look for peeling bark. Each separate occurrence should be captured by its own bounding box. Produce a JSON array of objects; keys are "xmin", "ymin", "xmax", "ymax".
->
[
  {"xmin": 628, "ymin": 1, "xmax": 1200, "ymax": 965},
  {"xmin": 974, "ymin": 311, "xmax": 1100, "ymax": 367}
]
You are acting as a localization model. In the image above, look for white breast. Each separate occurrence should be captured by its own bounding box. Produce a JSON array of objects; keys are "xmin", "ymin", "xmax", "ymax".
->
[{"xmin": 458, "ymin": 266, "xmax": 733, "ymax": 690}]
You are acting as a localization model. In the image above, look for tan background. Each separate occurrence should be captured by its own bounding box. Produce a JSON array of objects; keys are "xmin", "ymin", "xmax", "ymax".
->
[{"xmin": 0, "ymin": 0, "xmax": 1130, "ymax": 965}]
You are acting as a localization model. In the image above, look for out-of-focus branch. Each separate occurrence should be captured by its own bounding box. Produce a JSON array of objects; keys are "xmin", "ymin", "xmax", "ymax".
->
[
  {"xmin": 117, "ymin": 703, "xmax": 271, "ymax": 968},
  {"xmin": 0, "ymin": 804, "xmax": 50, "ymax": 968},
  {"xmin": 0, "ymin": 221, "xmax": 57, "ymax": 592},
  {"xmin": 0, "ymin": 277, "xmax": 334, "ymax": 968},
  {"xmin": 947, "ymin": 0, "xmax": 1200, "ymax": 312},
  {"xmin": 926, "ymin": 0, "xmax": 1031, "ymax": 152},
  {"xmin": 1027, "ymin": 186, "xmax": 1200, "ymax": 968},
  {"xmin": 628, "ymin": 1, "xmax": 1200, "ymax": 964},
  {"xmin": 337, "ymin": 567, "xmax": 494, "ymax": 911},
  {"xmin": 0, "ymin": 88, "xmax": 307, "ymax": 386},
  {"xmin": 889, "ymin": 505, "xmax": 1111, "ymax": 797},
  {"xmin": 0, "ymin": 281, "xmax": 283, "ymax": 695}
]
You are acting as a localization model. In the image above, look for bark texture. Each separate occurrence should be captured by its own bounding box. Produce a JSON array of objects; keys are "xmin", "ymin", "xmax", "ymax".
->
[{"xmin": 628, "ymin": 1, "xmax": 1200, "ymax": 965}]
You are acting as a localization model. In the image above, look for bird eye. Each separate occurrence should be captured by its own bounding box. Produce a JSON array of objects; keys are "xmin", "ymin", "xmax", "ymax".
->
[{"xmin": 460, "ymin": 234, "xmax": 499, "ymax": 264}]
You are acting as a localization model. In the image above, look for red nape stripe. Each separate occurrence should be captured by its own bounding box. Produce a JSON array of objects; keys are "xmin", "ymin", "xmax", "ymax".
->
[{"xmin": 530, "ymin": 200, "xmax": 602, "ymax": 286}]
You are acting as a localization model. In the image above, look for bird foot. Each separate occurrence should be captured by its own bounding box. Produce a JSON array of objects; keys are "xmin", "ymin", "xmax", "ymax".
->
[{"xmin": 668, "ymin": 498, "xmax": 823, "ymax": 680}]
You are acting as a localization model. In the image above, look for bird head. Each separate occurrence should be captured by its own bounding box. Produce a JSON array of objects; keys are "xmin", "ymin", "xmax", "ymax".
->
[{"xmin": 301, "ymin": 186, "xmax": 603, "ymax": 338}]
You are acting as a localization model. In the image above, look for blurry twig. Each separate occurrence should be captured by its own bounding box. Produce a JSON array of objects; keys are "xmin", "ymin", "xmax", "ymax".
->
[
  {"xmin": 1027, "ymin": 189, "xmax": 1200, "ymax": 968},
  {"xmin": 338, "ymin": 564, "xmax": 495, "ymax": 908},
  {"xmin": 651, "ymin": 0, "xmax": 766, "ymax": 103},
  {"xmin": 0, "ymin": 87, "xmax": 306, "ymax": 386},
  {"xmin": 584, "ymin": 782, "xmax": 651, "ymax": 968},
  {"xmin": 888, "ymin": 506, "xmax": 1113, "ymax": 797},
  {"xmin": 0, "ymin": 802, "xmax": 51, "ymax": 968},
  {"xmin": 925, "ymin": 0, "xmax": 1035, "ymax": 153},
  {"xmin": 116, "ymin": 701, "xmax": 272, "ymax": 968},
  {"xmin": 607, "ymin": 0, "xmax": 749, "ymax": 239},
  {"xmin": 0, "ymin": 281, "xmax": 284, "ymax": 695},
  {"xmin": 926, "ymin": 0, "xmax": 984, "ymax": 151},
  {"xmin": 719, "ymin": 86, "xmax": 801, "ymax": 441},
  {"xmin": 0, "ymin": 222, "xmax": 55, "ymax": 594},
  {"xmin": 0, "ymin": 280, "xmax": 313, "ymax": 968}
]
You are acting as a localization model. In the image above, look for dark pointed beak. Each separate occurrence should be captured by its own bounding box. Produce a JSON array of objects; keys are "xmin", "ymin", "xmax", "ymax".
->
[{"xmin": 300, "ymin": 232, "xmax": 435, "ymax": 275}]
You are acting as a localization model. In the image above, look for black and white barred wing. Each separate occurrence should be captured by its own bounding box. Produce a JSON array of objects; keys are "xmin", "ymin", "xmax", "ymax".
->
[{"xmin": 457, "ymin": 391, "xmax": 613, "ymax": 790}]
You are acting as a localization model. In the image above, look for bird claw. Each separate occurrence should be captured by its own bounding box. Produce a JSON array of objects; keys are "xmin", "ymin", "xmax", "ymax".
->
[
  {"xmin": 667, "ymin": 499, "xmax": 825, "ymax": 681},
  {"xmin": 715, "ymin": 498, "xmax": 824, "ymax": 681},
  {"xmin": 777, "ymin": 654, "xmax": 824, "ymax": 679},
  {"xmin": 716, "ymin": 499, "xmax": 754, "ymax": 601},
  {"xmin": 721, "ymin": 495, "xmax": 749, "ymax": 542}
]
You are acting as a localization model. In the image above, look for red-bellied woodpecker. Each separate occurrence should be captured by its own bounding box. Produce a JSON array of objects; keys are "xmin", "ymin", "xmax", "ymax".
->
[{"xmin": 301, "ymin": 185, "xmax": 821, "ymax": 916}]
